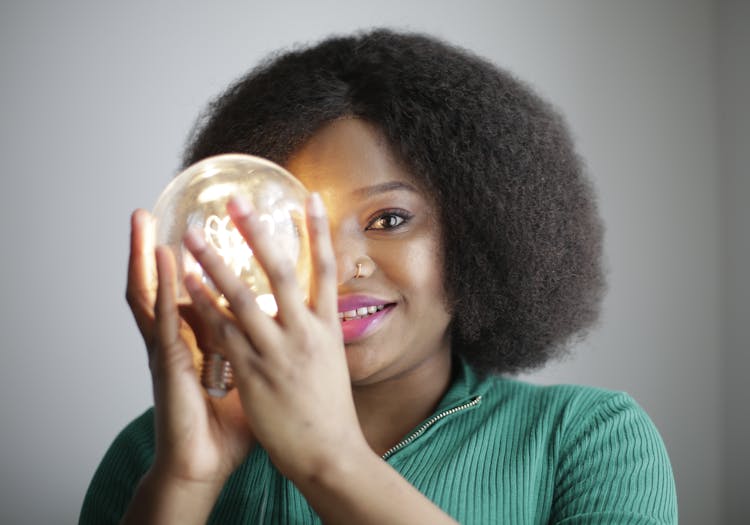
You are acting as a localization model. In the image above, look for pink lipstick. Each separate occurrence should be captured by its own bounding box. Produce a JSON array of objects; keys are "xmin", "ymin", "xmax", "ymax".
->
[{"xmin": 337, "ymin": 295, "xmax": 394, "ymax": 343}]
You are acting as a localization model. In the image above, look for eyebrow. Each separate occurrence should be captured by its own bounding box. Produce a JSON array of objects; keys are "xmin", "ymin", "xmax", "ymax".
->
[{"xmin": 350, "ymin": 181, "xmax": 418, "ymax": 198}]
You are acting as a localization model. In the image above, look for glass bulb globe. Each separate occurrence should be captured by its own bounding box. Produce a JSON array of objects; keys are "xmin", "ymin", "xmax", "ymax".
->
[{"xmin": 151, "ymin": 153, "xmax": 311, "ymax": 396}]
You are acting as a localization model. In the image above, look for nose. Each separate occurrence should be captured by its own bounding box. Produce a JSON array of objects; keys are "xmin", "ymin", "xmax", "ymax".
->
[
  {"xmin": 316, "ymin": 195, "xmax": 374, "ymax": 285},
  {"xmin": 331, "ymin": 227, "xmax": 359, "ymax": 285},
  {"xmin": 326, "ymin": 216, "xmax": 370, "ymax": 285}
]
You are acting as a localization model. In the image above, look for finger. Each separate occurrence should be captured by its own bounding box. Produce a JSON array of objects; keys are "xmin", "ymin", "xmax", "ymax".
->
[
  {"xmin": 183, "ymin": 273, "xmax": 260, "ymax": 378},
  {"xmin": 182, "ymin": 226, "xmax": 279, "ymax": 348},
  {"xmin": 306, "ymin": 193, "xmax": 338, "ymax": 318},
  {"xmin": 152, "ymin": 248, "xmax": 206, "ymax": 435},
  {"xmin": 152, "ymin": 245, "xmax": 201, "ymax": 401},
  {"xmin": 154, "ymin": 246, "xmax": 182, "ymax": 353},
  {"xmin": 153, "ymin": 246, "xmax": 203, "ymax": 386},
  {"xmin": 226, "ymin": 195, "xmax": 306, "ymax": 325},
  {"xmin": 126, "ymin": 209, "xmax": 156, "ymax": 342}
]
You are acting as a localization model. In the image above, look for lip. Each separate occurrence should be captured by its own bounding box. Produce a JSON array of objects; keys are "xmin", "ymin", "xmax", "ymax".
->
[{"xmin": 337, "ymin": 295, "xmax": 395, "ymax": 344}]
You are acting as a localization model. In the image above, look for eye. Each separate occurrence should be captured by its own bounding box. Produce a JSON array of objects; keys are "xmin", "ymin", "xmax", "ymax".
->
[{"xmin": 366, "ymin": 209, "xmax": 413, "ymax": 231}]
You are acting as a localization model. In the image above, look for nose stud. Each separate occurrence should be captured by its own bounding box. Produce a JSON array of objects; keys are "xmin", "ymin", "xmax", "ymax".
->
[{"xmin": 348, "ymin": 256, "xmax": 373, "ymax": 281}]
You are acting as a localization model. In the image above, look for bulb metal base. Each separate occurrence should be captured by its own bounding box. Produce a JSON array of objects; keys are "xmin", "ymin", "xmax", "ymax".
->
[{"xmin": 201, "ymin": 352, "xmax": 234, "ymax": 398}]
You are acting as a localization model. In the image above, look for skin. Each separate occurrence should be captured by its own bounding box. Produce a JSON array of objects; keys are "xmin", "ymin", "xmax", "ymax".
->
[
  {"xmin": 123, "ymin": 119, "xmax": 457, "ymax": 524},
  {"xmin": 286, "ymin": 119, "xmax": 454, "ymax": 455}
]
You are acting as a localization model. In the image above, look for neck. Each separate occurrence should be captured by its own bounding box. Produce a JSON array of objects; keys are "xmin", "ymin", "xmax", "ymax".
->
[{"xmin": 351, "ymin": 349, "xmax": 453, "ymax": 456}]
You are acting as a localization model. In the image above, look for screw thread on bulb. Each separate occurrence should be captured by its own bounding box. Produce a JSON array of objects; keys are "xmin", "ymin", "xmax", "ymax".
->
[{"xmin": 201, "ymin": 352, "xmax": 234, "ymax": 398}]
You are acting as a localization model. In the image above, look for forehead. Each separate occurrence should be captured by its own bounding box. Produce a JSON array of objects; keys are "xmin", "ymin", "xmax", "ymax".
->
[{"xmin": 285, "ymin": 118, "xmax": 416, "ymax": 195}]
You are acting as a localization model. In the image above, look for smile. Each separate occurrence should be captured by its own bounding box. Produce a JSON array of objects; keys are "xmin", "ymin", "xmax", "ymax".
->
[
  {"xmin": 336, "ymin": 295, "xmax": 396, "ymax": 344},
  {"xmin": 338, "ymin": 304, "xmax": 386, "ymax": 321}
]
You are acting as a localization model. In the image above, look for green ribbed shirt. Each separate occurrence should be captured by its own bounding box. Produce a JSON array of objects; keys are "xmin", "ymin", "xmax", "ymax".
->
[{"xmin": 80, "ymin": 360, "xmax": 677, "ymax": 524}]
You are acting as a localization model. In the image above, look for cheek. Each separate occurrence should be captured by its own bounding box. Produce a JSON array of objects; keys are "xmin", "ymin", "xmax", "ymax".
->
[{"xmin": 382, "ymin": 236, "xmax": 447, "ymax": 307}]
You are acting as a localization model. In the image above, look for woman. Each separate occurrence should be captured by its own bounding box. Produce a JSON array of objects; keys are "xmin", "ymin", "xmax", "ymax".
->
[{"xmin": 80, "ymin": 29, "xmax": 677, "ymax": 524}]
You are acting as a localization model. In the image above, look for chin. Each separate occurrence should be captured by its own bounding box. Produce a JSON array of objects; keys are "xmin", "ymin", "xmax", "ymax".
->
[{"xmin": 344, "ymin": 347, "xmax": 391, "ymax": 386}]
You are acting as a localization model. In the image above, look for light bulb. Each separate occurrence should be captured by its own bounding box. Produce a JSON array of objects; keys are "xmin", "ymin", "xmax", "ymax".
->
[{"xmin": 151, "ymin": 153, "xmax": 311, "ymax": 397}]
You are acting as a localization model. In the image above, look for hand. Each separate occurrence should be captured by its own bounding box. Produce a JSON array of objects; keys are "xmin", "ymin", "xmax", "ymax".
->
[
  {"xmin": 125, "ymin": 210, "xmax": 255, "ymax": 488},
  {"xmin": 181, "ymin": 194, "xmax": 371, "ymax": 481}
]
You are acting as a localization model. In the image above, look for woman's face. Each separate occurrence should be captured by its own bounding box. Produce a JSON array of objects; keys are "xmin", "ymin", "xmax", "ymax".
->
[{"xmin": 286, "ymin": 118, "xmax": 452, "ymax": 386}]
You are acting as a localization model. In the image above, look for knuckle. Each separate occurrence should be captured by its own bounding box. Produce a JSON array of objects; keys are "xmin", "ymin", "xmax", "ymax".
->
[
  {"xmin": 294, "ymin": 330, "xmax": 316, "ymax": 356},
  {"xmin": 147, "ymin": 348, "xmax": 161, "ymax": 376},
  {"xmin": 278, "ymin": 358, "xmax": 301, "ymax": 383},
  {"xmin": 311, "ymin": 215, "xmax": 330, "ymax": 235},
  {"xmin": 324, "ymin": 316, "xmax": 340, "ymax": 332},
  {"xmin": 265, "ymin": 262, "xmax": 294, "ymax": 285},
  {"xmin": 218, "ymin": 318, "xmax": 240, "ymax": 343},
  {"xmin": 127, "ymin": 286, "xmax": 152, "ymax": 313},
  {"xmin": 227, "ymin": 289, "xmax": 256, "ymax": 313},
  {"xmin": 189, "ymin": 244, "xmax": 213, "ymax": 269},
  {"xmin": 315, "ymin": 257, "xmax": 336, "ymax": 278}
]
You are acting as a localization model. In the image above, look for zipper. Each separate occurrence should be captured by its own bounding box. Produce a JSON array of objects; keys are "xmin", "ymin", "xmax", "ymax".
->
[{"xmin": 381, "ymin": 395, "xmax": 483, "ymax": 460}]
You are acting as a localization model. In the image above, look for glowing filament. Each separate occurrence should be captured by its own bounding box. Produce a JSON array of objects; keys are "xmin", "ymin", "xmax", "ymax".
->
[{"xmin": 204, "ymin": 214, "xmax": 253, "ymax": 276}]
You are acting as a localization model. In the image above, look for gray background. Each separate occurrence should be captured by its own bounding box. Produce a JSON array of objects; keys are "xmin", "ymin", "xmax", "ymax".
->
[{"xmin": 1, "ymin": 1, "xmax": 747, "ymax": 523}]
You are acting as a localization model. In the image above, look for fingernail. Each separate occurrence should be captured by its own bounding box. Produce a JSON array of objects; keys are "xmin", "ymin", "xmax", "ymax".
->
[
  {"xmin": 257, "ymin": 214, "xmax": 274, "ymax": 236},
  {"xmin": 183, "ymin": 227, "xmax": 206, "ymax": 250},
  {"xmin": 228, "ymin": 195, "xmax": 253, "ymax": 217},
  {"xmin": 309, "ymin": 192, "xmax": 325, "ymax": 217},
  {"xmin": 184, "ymin": 273, "xmax": 201, "ymax": 293}
]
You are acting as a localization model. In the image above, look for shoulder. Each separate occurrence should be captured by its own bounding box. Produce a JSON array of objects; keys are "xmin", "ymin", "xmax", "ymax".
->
[
  {"xmin": 452, "ymin": 360, "xmax": 674, "ymax": 469},
  {"xmin": 79, "ymin": 408, "xmax": 155, "ymax": 524},
  {"xmin": 475, "ymin": 373, "xmax": 657, "ymax": 433},
  {"xmin": 478, "ymin": 374, "xmax": 673, "ymax": 474},
  {"xmin": 96, "ymin": 407, "xmax": 156, "ymax": 473},
  {"xmin": 468, "ymin": 372, "xmax": 652, "ymax": 436},
  {"xmin": 478, "ymin": 376, "xmax": 677, "ymax": 523},
  {"xmin": 491, "ymin": 377, "xmax": 657, "ymax": 431},
  {"xmin": 451, "ymin": 358, "xmax": 664, "ymax": 438}
]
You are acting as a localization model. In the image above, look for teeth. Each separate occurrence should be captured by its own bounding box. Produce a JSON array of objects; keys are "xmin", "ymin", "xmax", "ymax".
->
[{"xmin": 338, "ymin": 304, "xmax": 387, "ymax": 321}]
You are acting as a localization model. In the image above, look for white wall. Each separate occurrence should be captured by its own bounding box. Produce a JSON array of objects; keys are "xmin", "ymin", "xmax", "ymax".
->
[
  {"xmin": 719, "ymin": 1, "xmax": 750, "ymax": 524},
  {"xmin": 0, "ymin": 1, "xmax": 735, "ymax": 522}
]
